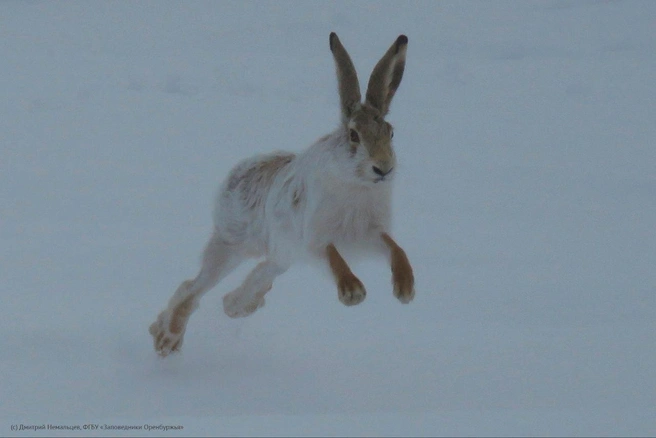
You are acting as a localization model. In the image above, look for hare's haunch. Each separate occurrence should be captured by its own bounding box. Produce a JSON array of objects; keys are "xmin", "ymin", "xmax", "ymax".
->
[{"xmin": 150, "ymin": 33, "xmax": 414, "ymax": 357}]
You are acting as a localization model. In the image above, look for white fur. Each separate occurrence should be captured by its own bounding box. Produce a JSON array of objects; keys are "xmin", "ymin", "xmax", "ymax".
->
[
  {"xmin": 149, "ymin": 33, "xmax": 413, "ymax": 357},
  {"xmin": 214, "ymin": 129, "xmax": 392, "ymax": 268}
]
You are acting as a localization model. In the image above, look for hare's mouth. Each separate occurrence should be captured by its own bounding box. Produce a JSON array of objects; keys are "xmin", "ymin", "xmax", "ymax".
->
[
  {"xmin": 372, "ymin": 167, "xmax": 393, "ymax": 183},
  {"xmin": 372, "ymin": 174, "xmax": 393, "ymax": 184},
  {"xmin": 355, "ymin": 164, "xmax": 392, "ymax": 184}
]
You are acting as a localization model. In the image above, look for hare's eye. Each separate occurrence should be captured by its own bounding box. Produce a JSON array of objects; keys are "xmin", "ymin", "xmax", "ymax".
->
[
  {"xmin": 349, "ymin": 129, "xmax": 360, "ymax": 143},
  {"xmin": 390, "ymin": 129, "xmax": 394, "ymax": 139}
]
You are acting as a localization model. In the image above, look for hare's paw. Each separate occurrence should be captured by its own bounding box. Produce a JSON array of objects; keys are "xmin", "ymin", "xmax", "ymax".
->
[
  {"xmin": 393, "ymin": 280, "xmax": 415, "ymax": 304},
  {"xmin": 392, "ymin": 263, "xmax": 415, "ymax": 304},
  {"xmin": 223, "ymin": 289, "xmax": 266, "ymax": 319},
  {"xmin": 149, "ymin": 311, "xmax": 185, "ymax": 357},
  {"xmin": 338, "ymin": 274, "xmax": 366, "ymax": 306}
]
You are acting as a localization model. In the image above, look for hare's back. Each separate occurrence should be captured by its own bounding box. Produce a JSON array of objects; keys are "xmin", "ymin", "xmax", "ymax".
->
[
  {"xmin": 225, "ymin": 152, "xmax": 295, "ymax": 204},
  {"xmin": 214, "ymin": 152, "xmax": 295, "ymax": 242}
]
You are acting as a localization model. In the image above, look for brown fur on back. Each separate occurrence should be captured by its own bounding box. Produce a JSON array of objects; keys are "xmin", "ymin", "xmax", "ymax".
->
[{"xmin": 228, "ymin": 153, "xmax": 295, "ymax": 211}]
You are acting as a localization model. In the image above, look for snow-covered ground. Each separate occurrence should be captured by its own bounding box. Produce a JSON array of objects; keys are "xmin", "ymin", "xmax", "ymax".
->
[{"xmin": 1, "ymin": 1, "xmax": 655, "ymax": 436}]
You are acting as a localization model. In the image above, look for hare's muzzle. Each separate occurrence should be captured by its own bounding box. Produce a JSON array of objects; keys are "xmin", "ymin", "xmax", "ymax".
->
[{"xmin": 372, "ymin": 165, "xmax": 393, "ymax": 177}]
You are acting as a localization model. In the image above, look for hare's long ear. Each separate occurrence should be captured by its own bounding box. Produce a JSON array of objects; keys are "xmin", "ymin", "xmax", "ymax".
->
[
  {"xmin": 365, "ymin": 35, "xmax": 408, "ymax": 117},
  {"xmin": 330, "ymin": 33, "xmax": 361, "ymax": 123}
]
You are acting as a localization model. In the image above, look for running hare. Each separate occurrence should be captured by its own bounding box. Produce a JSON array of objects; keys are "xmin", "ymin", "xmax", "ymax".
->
[{"xmin": 150, "ymin": 33, "xmax": 414, "ymax": 356}]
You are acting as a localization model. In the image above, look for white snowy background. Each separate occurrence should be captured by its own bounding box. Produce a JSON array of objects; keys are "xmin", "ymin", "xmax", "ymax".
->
[{"xmin": 1, "ymin": 1, "xmax": 655, "ymax": 436}]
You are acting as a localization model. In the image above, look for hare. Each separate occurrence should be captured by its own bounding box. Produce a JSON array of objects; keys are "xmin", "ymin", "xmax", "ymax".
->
[{"xmin": 150, "ymin": 33, "xmax": 414, "ymax": 356}]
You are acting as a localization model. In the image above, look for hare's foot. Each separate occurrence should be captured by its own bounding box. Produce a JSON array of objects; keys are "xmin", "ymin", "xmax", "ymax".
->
[
  {"xmin": 223, "ymin": 287, "xmax": 267, "ymax": 318},
  {"xmin": 391, "ymin": 255, "xmax": 415, "ymax": 303},
  {"xmin": 392, "ymin": 271, "xmax": 415, "ymax": 303},
  {"xmin": 149, "ymin": 295, "xmax": 197, "ymax": 356},
  {"xmin": 223, "ymin": 260, "xmax": 284, "ymax": 318},
  {"xmin": 149, "ymin": 310, "xmax": 185, "ymax": 357},
  {"xmin": 381, "ymin": 233, "xmax": 415, "ymax": 304},
  {"xmin": 337, "ymin": 274, "xmax": 366, "ymax": 306},
  {"xmin": 391, "ymin": 253, "xmax": 414, "ymax": 303},
  {"xmin": 326, "ymin": 243, "xmax": 366, "ymax": 306}
]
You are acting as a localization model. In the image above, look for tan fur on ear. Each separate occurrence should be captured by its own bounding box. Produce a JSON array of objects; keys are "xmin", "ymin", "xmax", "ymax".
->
[
  {"xmin": 366, "ymin": 35, "xmax": 408, "ymax": 116},
  {"xmin": 330, "ymin": 33, "xmax": 362, "ymax": 122}
]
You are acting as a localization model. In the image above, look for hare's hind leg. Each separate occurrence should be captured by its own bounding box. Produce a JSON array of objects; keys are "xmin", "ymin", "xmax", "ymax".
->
[
  {"xmin": 150, "ymin": 232, "xmax": 244, "ymax": 356},
  {"xmin": 223, "ymin": 259, "xmax": 287, "ymax": 318}
]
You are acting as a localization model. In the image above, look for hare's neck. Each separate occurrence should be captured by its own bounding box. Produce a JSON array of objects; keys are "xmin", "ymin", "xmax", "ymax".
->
[{"xmin": 295, "ymin": 133, "xmax": 393, "ymax": 248}]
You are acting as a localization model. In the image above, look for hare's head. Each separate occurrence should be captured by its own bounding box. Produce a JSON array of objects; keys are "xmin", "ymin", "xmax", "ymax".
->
[{"xmin": 329, "ymin": 33, "xmax": 407, "ymax": 185}]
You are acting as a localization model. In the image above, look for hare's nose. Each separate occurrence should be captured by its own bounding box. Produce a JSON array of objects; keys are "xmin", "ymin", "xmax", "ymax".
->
[{"xmin": 372, "ymin": 165, "xmax": 393, "ymax": 177}]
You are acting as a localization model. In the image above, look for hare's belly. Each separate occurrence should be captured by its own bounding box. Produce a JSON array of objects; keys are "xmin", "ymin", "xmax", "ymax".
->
[{"xmin": 309, "ymin": 201, "xmax": 388, "ymax": 249}]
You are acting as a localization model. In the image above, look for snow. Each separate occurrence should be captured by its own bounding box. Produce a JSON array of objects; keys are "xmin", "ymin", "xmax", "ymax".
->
[{"xmin": 1, "ymin": 0, "xmax": 655, "ymax": 436}]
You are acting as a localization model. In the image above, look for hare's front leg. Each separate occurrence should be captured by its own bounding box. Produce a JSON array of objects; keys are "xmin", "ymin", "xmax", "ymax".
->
[
  {"xmin": 327, "ymin": 244, "xmax": 366, "ymax": 306},
  {"xmin": 381, "ymin": 232, "xmax": 415, "ymax": 303}
]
